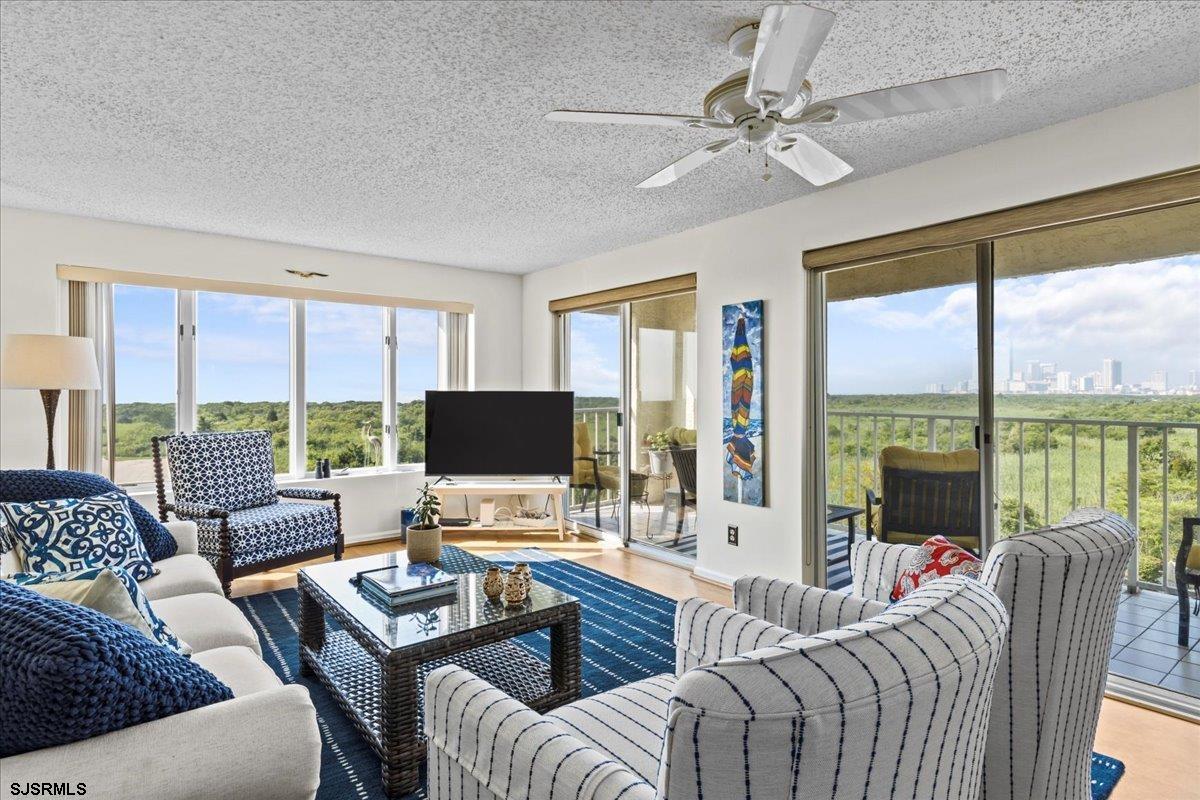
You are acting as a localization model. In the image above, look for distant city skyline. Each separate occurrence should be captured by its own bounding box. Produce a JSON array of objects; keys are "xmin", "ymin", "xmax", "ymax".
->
[
  {"xmin": 925, "ymin": 354, "xmax": 1198, "ymax": 396},
  {"xmin": 828, "ymin": 255, "xmax": 1199, "ymax": 396}
]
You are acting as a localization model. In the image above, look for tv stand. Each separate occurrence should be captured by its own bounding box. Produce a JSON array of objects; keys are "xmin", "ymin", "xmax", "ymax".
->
[{"xmin": 429, "ymin": 480, "xmax": 567, "ymax": 540}]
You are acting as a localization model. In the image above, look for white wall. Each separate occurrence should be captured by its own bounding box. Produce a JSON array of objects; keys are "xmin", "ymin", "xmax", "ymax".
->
[
  {"xmin": 0, "ymin": 208, "xmax": 526, "ymax": 540},
  {"xmin": 522, "ymin": 84, "xmax": 1200, "ymax": 585}
]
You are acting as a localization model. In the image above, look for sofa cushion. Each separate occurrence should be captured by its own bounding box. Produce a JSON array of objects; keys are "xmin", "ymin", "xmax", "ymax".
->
[
  {"xmin": 191, "ymin": 646, "xmax": 281, "ymax": 696},
  {"xmin": 14, "ymin": 567, "xmax": 189, "ymax": 656},
  {"xmin": 139, "ymin": 554, "xmax": 222, "ymax": 601},
  {"xmin": 152, "ymin": 592, "xmax": 262, "ymax": 657},
  {"xmin": 164, "ymin": 430, "xmax": 279, "ymax": 512},
  {"xmin": 546, "ymin": 673, "xmax": 675, "ymax": 785},
  {"xmin": 0, "ymin": 469, "xmax": 176, "ymax": 561},
  {"xmin": 196, "ymin": 502, "xmax": 337, "ymax": 566},
  {"xmin": 0, "ymin": 492, "xmax": 156, "ymax": 581},
  {"xmin": 0, "ymin": 580, "xmax": 232, "ymax": 757}
]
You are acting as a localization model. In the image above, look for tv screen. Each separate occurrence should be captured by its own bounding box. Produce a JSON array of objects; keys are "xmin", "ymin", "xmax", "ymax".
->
[{"xmin": 424, "ymin": 391, "xmax": 575, "ymax": 477}]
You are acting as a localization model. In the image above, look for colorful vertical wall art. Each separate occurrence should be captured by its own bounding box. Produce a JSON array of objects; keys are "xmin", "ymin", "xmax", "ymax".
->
[{"xmin": 722, "ymin": 299, "xmax": 765, "ymax": 506}]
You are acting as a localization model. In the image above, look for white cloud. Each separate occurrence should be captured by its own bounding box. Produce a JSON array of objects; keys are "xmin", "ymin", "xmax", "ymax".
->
[{"xmin": 849, "ymin": 256, "xmax": 1199, "ymax": 383}]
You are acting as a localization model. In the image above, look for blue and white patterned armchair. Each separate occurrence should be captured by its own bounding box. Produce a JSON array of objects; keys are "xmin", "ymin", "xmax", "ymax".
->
[
  {"xmin": 424, "ymin": 575, "xmax": 1009, "ymax": 800},
  {"xmin": 152, "ymin": 430, "xmax": 343, "ymax": 596}
]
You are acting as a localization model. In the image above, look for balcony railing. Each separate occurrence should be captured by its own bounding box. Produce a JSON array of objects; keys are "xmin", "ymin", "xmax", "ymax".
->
[
  {"xmin": 571, "ymin": 406, "xmax": 620, "ymax": 513},
  {"xmin": 827, "ymin": 410, "xmax": 1200, "ymax": 594}
]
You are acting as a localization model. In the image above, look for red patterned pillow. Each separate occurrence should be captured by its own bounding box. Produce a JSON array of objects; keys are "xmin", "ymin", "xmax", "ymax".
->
[{"xmin": 891, "ymin": 536, "xmax": 983, "ymax": 602}]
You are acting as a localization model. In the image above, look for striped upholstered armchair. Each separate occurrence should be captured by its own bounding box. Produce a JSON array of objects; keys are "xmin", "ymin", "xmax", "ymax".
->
[
  {"xmin": 152, "ymin": 430, "xmax": 343, "ymax": 596},
  {"xmin": 812, "ymin": 508, "xmax": 1134, "ymax": 800},
  {"xmin": 424, "ymin": 575, "xmax": 1008, "ymax": 800}
]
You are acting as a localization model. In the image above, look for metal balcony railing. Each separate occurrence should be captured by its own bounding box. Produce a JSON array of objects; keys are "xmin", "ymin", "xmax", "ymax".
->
[{"xmin": 827, "ymin": 410, "xmax": 1200, "ymax": 594}]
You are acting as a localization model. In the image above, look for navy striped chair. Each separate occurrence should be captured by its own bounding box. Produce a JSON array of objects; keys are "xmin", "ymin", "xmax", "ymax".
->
[
  {"xmin": 812, "ymin": 508, "xmax": 1134, "ymax": 800},
  {"xmin": 424, "ymin": 575, "xmax": 1008, "ymax": 800}
]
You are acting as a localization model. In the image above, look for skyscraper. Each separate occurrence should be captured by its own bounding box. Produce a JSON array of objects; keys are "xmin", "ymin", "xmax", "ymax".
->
[
  {"xmin": 1150, "ymin": 370, "xmax": 1168, "ymax": 392},
  {"xmin": 1102, "ymin": 358, "xmax": 1122, "ymax": 391}
]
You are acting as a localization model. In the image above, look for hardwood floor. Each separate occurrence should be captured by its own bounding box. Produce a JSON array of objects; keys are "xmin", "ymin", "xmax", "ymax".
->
[{"xmin": 233, "ymin": 531, "xmax": 1198, "ymax": 800}]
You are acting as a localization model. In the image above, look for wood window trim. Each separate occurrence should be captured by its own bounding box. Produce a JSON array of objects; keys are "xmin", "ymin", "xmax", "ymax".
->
[
  {"xmin": 549, "ymin": 273, "xmax": 697, "ymax": 314},
  {"xmin": 803, "ymin": 165, "xmax": 1200, "ymax": 271},
  {"xmin": 56, "ymin": 264, "xmax": 474, "ymax": 314}
]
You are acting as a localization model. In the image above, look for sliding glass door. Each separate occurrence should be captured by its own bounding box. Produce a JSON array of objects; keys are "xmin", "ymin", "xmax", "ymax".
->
[
  {"xmin": 563, "ymin": 305, "xmax": 624, "ymax": 538},
  {"xmin": 992, "ymin": 206, "xmax": 1200, "ymax": 702},
  {"xmin": 628, "ymin": 293, "xmax": 698, "ymax": 557},
  {"xmin": 814, "ymin": 200, "xmax": 1200, "ymax": 710},
  {"xmin": 559, "ymin": 290, "xmax": 699, "ymax": 561},
  {"xmin": 822, "ymin": 247, "xmax": 983, "ymax": 588}
]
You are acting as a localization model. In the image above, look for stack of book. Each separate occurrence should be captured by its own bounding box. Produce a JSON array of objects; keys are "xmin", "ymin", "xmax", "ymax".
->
[{"xmin": 356, "ymin": 562, "xmax": 458, "ymax": 608}]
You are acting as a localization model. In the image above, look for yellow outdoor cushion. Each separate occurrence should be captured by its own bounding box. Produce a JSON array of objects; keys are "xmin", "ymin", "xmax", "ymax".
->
[
  {"xmin": 878, "ymin": 530, "xmax": 981, "ymax": 550},
  {"xmin": 572, "ymin": 461, "xmax": 620, "ymax": 490},
  {"xmin": 1187, "ymin": 544, "xmax": 1200, "ymax": 575},
  {"xmin": 665, "ymin": 426, "xmax": 697, "ymax": 446},
  {"xmin": 574, "ymin": 421, "xmax": 594, "ymax": 459},
  {"xmin": 879, "ymin": 445, "xmax": 979, "ymax": 472}
]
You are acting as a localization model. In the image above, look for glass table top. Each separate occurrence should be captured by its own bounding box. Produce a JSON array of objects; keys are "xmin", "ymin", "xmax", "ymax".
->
[{"xmin": 300, "ymin": 550, "xmax": 579, "ymax": 652}]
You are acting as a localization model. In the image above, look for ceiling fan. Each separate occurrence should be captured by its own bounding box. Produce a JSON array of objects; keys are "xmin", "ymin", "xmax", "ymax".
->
[{"xmin": 545, "ymin": 3, "xmax": 1008, "ymax": 189}]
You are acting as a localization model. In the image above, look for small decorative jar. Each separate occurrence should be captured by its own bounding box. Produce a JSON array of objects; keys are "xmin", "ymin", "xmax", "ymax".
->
[
  {"xmin": 504, "ymin": 569, "xmax": 529, "ymax": 606},
  {"xmin": 483, "ymin": 566, "xmax": 505, "ymax": 601},
  {"xmin": 511, "ymin": 562, "xmax": 533, "ymax": 594}
]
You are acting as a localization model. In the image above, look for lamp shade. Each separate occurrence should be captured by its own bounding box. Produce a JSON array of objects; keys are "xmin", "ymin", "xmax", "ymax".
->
[{"xmin": 1, "ymin": 334, "xmax": 101, "ymax": 390}]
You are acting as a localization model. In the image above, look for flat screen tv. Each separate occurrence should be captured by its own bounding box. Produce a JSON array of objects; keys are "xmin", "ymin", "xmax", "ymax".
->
[{"xmin": 424, "ymin": 391, "xmax": 575, "ymax": 477}]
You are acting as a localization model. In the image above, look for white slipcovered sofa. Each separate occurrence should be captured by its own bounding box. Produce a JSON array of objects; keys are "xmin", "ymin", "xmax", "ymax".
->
[
  {"xmin": 1, "ymin": 520, "xmax": 321, "ymax": 800},
  {"xmin": 423, "ymin": 575, "xmax": 1009, "ymax": 800}
]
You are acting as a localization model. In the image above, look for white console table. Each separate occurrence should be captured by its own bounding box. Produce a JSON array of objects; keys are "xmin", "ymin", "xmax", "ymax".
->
[{"xmin": 430, "ymin": 480, "xmax": 567, "ymax": 540}]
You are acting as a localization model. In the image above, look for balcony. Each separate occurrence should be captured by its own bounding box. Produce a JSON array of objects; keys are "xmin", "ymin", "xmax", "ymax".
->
[
  {"xmin": 568, "ymin": 405, "xmax": 697, "ymax": 558},
  {"xmin": 827, "ymin": 408, "xmax": 1200, "ymax": 701}
]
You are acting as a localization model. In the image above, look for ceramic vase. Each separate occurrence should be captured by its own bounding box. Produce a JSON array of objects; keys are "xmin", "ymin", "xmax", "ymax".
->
[
  {"xmin": 511, "ymin": 562, "xmax": 533, "ymax": 594},
  {"xmin": 504, "ymin": 569, "xmax": 529, "ymax": 606},
  {"xmin": 483, "ymin": 566, "xmax": 505, "ymax": 601}
]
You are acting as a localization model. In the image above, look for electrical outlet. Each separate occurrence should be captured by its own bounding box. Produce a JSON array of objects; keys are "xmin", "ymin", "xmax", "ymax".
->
[{"xmin": 727, "ymin": 525, "xmax": 739, "ymax": 546}]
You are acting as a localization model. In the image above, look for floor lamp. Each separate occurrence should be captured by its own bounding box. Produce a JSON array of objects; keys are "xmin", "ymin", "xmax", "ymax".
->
[{"xmin": 1, "ymin": 334, "xmax": 101, "ymax": 469}]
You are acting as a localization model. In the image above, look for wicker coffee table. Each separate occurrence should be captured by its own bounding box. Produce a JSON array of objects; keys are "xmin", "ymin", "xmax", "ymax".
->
[{"xmin": 297, "ymin": 547, "xmax": 581, "ymax": 797}]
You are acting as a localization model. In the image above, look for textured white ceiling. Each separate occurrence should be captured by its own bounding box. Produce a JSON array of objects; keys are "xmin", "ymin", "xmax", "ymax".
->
[{"xmin": 2, "ymin": 1, "xmax": 1198, "ymax": 274}]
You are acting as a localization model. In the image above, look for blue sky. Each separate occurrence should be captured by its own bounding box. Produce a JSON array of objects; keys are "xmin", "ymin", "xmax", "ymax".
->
[
  {"xmin": 828, "ymin": 255, "xmax": 1200, "ymax": 394},
  {"xmin": 114, "ymin": 287, "xmax": 438, "ymax": 403}
]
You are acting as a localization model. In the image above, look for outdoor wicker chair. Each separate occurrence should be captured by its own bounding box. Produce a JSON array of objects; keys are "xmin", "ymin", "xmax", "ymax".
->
[
  {"xmin": 865, "ymin": 444, "xmax": 981, "ymax": 552},
  {"xmin": 152, "ymin": 430, "xmax": 343, "ymax": 596}
]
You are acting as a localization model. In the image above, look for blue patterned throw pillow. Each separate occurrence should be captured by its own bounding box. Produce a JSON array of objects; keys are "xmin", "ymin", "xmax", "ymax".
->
[
  {"xmin": 0, "ymin": 492, "xmax": 156, "ymax": 581},
  {"xmin": 14, "ymin": 567, "xmax": 190, "ymax": 656},
  {"xmin": 0, "ymin": 580, "xmax": 232, "ymax": 757},
  {"xmin": 0, "ymin": 470, "xmax": 177, "ymax": 561}
]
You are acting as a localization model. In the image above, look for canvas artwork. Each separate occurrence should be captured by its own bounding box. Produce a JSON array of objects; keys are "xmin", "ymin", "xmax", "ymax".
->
[{"xmin": 722, "ymin": 299, "xmax": 765, "ymax": 506}]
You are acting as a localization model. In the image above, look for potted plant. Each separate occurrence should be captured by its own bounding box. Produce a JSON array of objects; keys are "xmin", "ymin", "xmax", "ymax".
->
[
  {"xmin": 407, "ymin": 482, "xmax": 442, "ymax": 563},
  {"xmin": 645, "ymin": 431, "xmax": 673, "ymax": 475}
]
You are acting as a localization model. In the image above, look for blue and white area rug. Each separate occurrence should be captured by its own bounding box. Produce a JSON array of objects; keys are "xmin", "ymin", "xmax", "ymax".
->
[{"xmin": 233, "ymin": 545, "xmax": 1124, "ymax": 800}]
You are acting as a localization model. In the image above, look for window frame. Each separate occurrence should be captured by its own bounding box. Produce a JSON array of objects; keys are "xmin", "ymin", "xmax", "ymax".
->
[{"xmin": 99, "ymin": 285, "xmax": 464, "ymax": 487}]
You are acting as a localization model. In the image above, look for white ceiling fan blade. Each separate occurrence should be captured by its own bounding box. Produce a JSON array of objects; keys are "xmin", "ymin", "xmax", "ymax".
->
[
  {"xmin": 768, "ymin": 132, "xmax": 853, "ymax": 186},
  {"xmin": 545, "ymin": 110, "xmax": 732, "ymax": 130},
  {"xmin": 794, "ymin": 69, "xmax": 1009, "ymax": 125},
  {"xmin": 744, "ymin": 4, "xmax": 836, "ymax": 115},
  {"xmin": 637, "ymin": 138, "xmax": 740, "ymax": 189}
]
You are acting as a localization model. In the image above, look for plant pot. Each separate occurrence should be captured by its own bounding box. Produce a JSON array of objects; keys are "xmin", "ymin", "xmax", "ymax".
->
[
  {"xmin": 407, "ymin": 524, "xmax": 442, "ymax": 563},
  {"xmin": 649, "ymin": 449, "xmax": 671, "ymax": 476}
]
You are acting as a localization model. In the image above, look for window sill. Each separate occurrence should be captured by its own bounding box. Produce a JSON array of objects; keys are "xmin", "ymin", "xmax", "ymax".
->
[{"xmin": 123, "ymin": 463, "xmax": 427, "ymax": 497}]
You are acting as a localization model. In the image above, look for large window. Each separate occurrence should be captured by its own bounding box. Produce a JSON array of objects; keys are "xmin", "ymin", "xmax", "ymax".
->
[
  {"xmin": 306, "ymin": 301, "xmax": 385, "ymax": 471},
  {"xmin": 106, "ymin": 285, "xmax": 176, "ymax": 485},
  {"xmin": 98, "ymin": 285, "xmax": 451, "ymax": 483},
  {"xmin": 197, "ymin": 291, "xmax": 291, "ymax": 473},
  {"xmin": 395, "ymin": 308, "xmax": 440, "ymax": 464}
]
